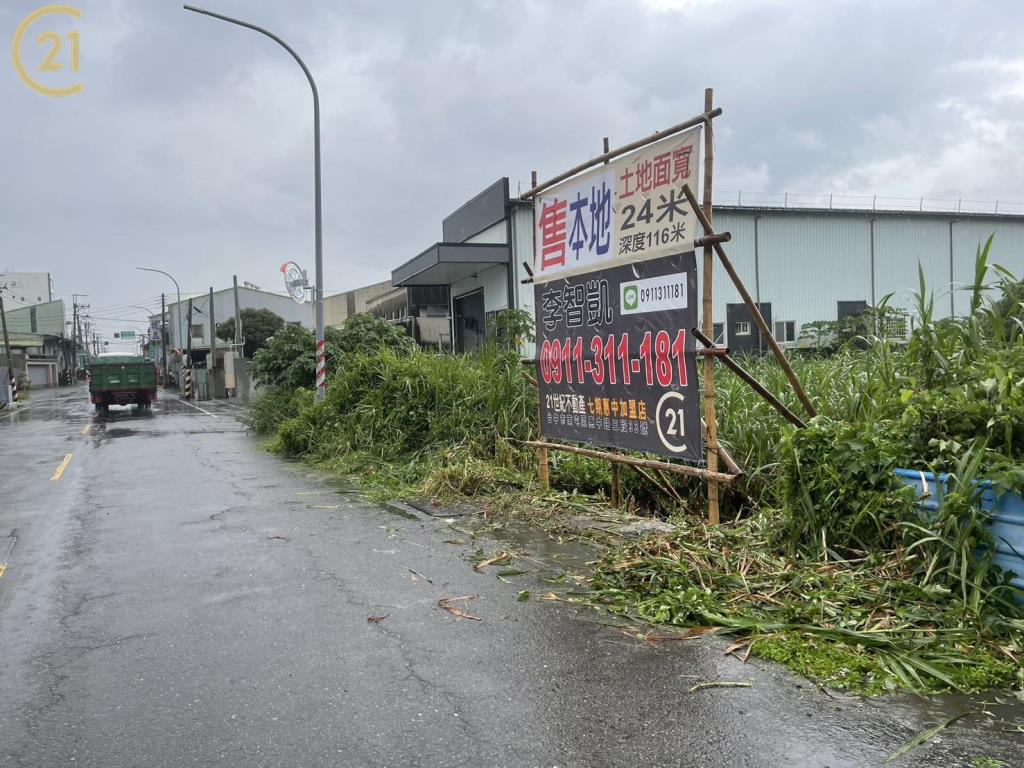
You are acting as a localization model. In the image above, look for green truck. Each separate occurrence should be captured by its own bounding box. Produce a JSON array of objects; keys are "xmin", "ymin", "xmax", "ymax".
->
[{"xmin": 88, "ymin": 355, "xmax": 158, "ymax": 411}]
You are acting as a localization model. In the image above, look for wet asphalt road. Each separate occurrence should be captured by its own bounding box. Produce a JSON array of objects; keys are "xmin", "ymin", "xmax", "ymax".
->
[{"xmin": 0, "ymin": 385, "xmax": 1021, "ymax": 768}]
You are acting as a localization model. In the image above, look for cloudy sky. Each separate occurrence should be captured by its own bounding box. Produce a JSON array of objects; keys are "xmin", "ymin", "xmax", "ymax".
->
[{"xmin": 3, "ymin": 0, "xmax": 1024, "ymax": 342}]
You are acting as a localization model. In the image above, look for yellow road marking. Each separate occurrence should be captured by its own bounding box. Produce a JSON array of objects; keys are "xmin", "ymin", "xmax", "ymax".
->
[
  {"xmin": 0, "ymin": 564, "xmax": 6, "ymax": 580},
  {"xmin": 51, "ymin": 453, "xmax": 73, "ymax": 481},
  {"xmin": 80, "ymin": 424, "xmax": 91, "ymax": 436}
]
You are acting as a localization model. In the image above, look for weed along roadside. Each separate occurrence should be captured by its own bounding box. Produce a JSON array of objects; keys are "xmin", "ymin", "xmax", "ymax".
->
[
  {"xmin": 244, "ymin": 104, "xmax": 1021, "ymax": 705},
  {"xmin": 249, "ymin": 242, "xmax": 1024, "ymax": 699},
  {"xmin": 245, "ymin": 246, "xmax": 1024, "ymax": 708}
]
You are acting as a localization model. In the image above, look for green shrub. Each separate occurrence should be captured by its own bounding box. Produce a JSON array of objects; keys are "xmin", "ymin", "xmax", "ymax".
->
[{"xmin": 247, "ymin": 386, "xmax": 311, "ymax": 435}]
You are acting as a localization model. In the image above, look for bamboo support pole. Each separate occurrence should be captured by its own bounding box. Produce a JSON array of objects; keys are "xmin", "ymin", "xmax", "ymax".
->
[
  {"xmin": 521, "ymin": 108, "xmax": 723, "ymax": 200},
  {"xmin": 693, "ymin": 328, "xmax": 807, "ymax": 429},
  {"xmin": 701, "ymin": 420, "xmax": 743, "ymax": 476},
  {"xmin": 521, "ymin": 440, "xmax": 737, "ymax": 484},
  {"xmin": 701, "ymin": 88, "xmax": 721, "ymax": 526},
  {"xmin": 610, "ymin": 461, "xmax": 622, "ymax": 508},
  {"xmin": 529, "ymin": 169, "xmax": 549, "ymax": 489},
  {"xmin": 682, "ymin": 181, "xmax": 817, "ymax": 418}
]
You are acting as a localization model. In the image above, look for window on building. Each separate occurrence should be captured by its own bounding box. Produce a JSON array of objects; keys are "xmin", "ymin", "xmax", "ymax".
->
[
  {"xmin": 712, "ymin": 323, "xmax": 725, "ymax": 345},
  {"xmin": 734, "ymin": 321, "xmax": 751, "ymax": 336},
  {"xmin": 774, "ymin": 320, "xmax": 795, "ymax": 342},
  {"xmin": 189, "ymin": 324, "xmax": 204, "ymax": 338}
]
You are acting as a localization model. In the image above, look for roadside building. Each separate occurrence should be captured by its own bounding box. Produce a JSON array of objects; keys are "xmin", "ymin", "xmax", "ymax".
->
[
  {"xmin": 161, "ymin": 285, "xmax": 313, "ymax": 398},
  {"xmin": 0, "ymin": 299, "xmax": 72, "ymax": 388},
  {"xmin": 163, "ymin": 285, "xmax": 313, "ymax": 359},
  {"xmin": 709, "ymin": 202, "xmax": 1024, "ymax": 353},
  {"xmin": 366, "ymin": 178, "xmax": 1024, "ymax": 358},
  {"xmin": 391, "ymin": 178, "xmax": 534, "ymax": 353},
  {"xmin": 324, "ymin": 280, "xmax": 393, "ymax": 327},
  {"xmin": 366, "ymin": 285, "xmax": 452, "ymax": 350}
]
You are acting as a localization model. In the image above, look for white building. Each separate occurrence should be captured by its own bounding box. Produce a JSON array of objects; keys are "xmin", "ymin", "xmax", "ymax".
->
[
  {"xmin": 710, "ymin": 204, "xmax": 1024, "ymax": 353},
  {"xmin": 389, "ymin": 180, "xmax": 1024, "ymax": 356},
  {"xmin": 391, "ymin": 179, "xmax": 534, "ymax": 353},
  {"xmin": 162, "ymin": 285, "xmax": 313, "ymax": 359}
]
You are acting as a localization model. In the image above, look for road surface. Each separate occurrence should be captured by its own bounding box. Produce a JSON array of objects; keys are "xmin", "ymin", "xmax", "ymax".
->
[{"xmin": 0, "ymin": 385, "xmax": 1021, "ymax": 767}]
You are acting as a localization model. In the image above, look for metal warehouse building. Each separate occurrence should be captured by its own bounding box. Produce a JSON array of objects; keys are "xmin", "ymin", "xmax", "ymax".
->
[
  {"xmin": 708, "ymin": 205, "xmax": 1024, "ymax": 353},
  {"xmin": 385, "ymin": 180, "xmax": 1024, "ymax": 356}
]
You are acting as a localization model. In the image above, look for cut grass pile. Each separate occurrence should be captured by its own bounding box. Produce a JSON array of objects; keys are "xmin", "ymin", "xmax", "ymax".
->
[{"xmin": 590, "ymin": 515, "xmax": 1023, "ymax": 695}]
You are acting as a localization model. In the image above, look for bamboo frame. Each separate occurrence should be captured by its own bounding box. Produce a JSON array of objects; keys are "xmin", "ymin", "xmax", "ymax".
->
[
  {"xmin": 521, "ymin": 108, "xmax": 723, "ymax": 200},
  {"xmin": 523, "ymin": 440, "xmax": 737, "ymax": 485},
  {"xmin": 693, "ymin": 328, "xmax": 807, "ymax": 429},
  {"xmin": 525, "ymin": 91, "xmax": 737, "ymax": 521},
  {"xmin": 701, "ymin": 88, "xmax": 721, "ymax": 525},
  {"xmin": 681, "ymin": 182, "xmax": 818, "ymax": 418},
  {"xmin": 529, "ymin": 169, "xmax": 550, "ymax": 490}
]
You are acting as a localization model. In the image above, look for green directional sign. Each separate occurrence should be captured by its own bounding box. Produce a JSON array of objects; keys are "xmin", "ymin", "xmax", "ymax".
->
[{"xmin": 119, "ymin": 330, "xmax": 136, "ymax": 340}]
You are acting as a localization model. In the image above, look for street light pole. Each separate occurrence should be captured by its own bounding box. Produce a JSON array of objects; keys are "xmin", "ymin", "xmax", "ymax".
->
[
  {"xmin": 136, "ymin": 267, "xmax": 184, "ymax": 363},
  {"xmin": 183, "ymin": 4, "xmax": 326, "ymax": 401}
]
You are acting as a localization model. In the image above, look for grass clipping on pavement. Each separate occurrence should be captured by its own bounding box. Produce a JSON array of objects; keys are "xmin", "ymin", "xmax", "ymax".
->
[{"xmin": 590, "ymin": 514, "xmax": 1023, "ymax": 696}]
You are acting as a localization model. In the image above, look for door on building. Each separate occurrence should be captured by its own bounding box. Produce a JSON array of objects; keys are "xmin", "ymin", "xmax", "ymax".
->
[
  {"xmin": 454, "ymin": 290, "xmax": 486, "ymax": 354},
  {"xmin": 27, "ymin": 363, "xmax": 50, "ymax": 388},
  {"xmin": 726, "ymin": 302, "xmax": 772, "ymax": 355}
]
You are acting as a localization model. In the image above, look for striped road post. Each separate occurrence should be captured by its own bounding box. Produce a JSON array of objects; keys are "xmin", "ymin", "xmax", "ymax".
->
[
  {"xmin": 315, "ymin": 339, "xmax": 326, "ymax": 395},
  {"xmin": 10, "ymin": 375, "xmax": 16, "ymax": 403},
  {"xmin": 183, "ymin": 366, "xmax": 193, "ymax": 399}
]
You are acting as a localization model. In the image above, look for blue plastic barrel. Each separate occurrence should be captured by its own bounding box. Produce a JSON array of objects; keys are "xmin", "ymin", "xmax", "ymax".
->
[{"xmin": 895, "ymin": 468, "xmax": 1024, "ymax": 597}]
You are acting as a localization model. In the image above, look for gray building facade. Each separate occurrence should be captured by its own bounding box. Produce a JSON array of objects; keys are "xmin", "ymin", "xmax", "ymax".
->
[{"xmin": 707, "ymin": 205, "xmax": 1024, "ymax": 353}]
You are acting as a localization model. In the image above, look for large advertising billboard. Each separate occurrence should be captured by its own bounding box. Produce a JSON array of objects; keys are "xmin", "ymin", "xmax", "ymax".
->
[{"xmin": 532, "ymin": 127, "xmax": 704, "ymax": 461}]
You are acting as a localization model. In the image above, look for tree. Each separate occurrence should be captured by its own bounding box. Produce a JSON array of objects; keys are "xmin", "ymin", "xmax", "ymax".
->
[
  {"xmin": 250, "ymin": 323, "xmax": 315, "ymax": 390},
  {"xmin": 330, "ymin": 313, "xmax": 416, "ymax": 357},
  {"xmin": 250, "ymin": 313, "xmax": 416, "ymax": 390},
  {"xmin": 217, "ymin": 308, "xmax": 285, "ymax": 358},
  {"xmin": 486, "ymin": 308, "xmax": 535, "ymax": 351}
]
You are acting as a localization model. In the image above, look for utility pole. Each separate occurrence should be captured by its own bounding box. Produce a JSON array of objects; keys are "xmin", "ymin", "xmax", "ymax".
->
[
  {"xmin": 184, "ymin": 5, "xmax": 326, "ymax": 400},
  {"xmin": 232, "ymin": 275, "xmax": 243, "ymax": 347},
  {"xmin": 186, "ymin": 298, "xmax": 194, "ymax": 398},
  {"xmin": 231, "ymin": 275, "xmax": 244, "ymax": 400},
  {"xmin": 0, "ymin": 292, "xmax": 15, "ymax": 403},
  {"xmin": 208, "ymin": 286, "xmax": 216, "ymax": 398},
  {"xmin": 186, "ymin": 298, "xmax": 193, "ymax": 364},
  {"xmin": 161, "ymin": 293, "xmax": 169, "ymax": 385},
  {"xmin": 72, "ymin": 299, "xmax": 78, "ymax": 381}
]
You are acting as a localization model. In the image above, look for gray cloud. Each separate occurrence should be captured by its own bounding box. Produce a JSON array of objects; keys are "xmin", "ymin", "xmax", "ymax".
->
[{"xmin": 2, "ymin": 0, "xmax": 1023, "ymax": 338}]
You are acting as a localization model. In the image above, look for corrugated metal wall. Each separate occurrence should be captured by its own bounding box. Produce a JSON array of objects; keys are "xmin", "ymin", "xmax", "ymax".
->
[{"xmin": 702, "ymin": 208, "xmax": 1024, "ymax": 344}]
